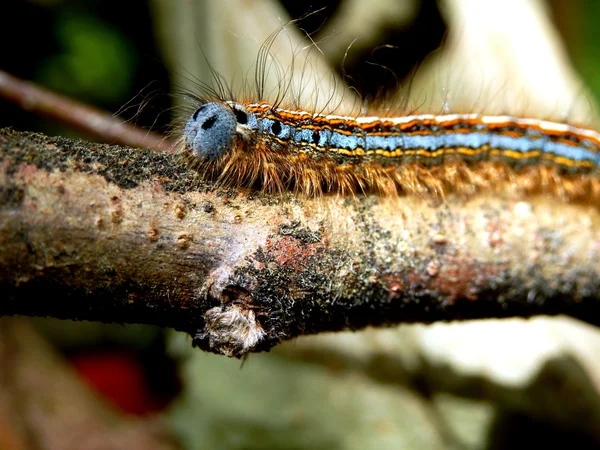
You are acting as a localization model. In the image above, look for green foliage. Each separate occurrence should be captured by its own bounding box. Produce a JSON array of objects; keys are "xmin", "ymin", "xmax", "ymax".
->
[{"xmin": 36, "ymin": 11, "xmax": 137, "ymax": 106}]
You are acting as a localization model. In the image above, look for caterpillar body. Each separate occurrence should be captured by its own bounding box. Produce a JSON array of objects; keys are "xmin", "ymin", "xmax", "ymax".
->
[{"xmin": 181, "ymin": 99, "xmax": 600, "ymax": 200}]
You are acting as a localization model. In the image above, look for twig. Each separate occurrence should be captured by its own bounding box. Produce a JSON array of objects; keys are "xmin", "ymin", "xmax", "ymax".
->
[
  {"xmin": 1, "ymin": 127, "xmax": 600, "ymax": 358},
  {"xmin": 0, "ymin": 70, "xmax": 173, "ymax": 152}
]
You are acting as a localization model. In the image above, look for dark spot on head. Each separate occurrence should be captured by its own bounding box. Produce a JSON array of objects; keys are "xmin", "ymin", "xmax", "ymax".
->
[
  {"xmin": 233, "ymin": 106, "xmax": 248, "ymax": 124},
  {"xmin": 312, "ymin": 130, "xmax": 319, "ymax": 143},
  {"xmin": 192, "ymin": 104, "xmax": 208, "ymax": 121},
  {"xmin": 202, "ymin": 115, "xmax": 217, "ymax": 130},
  {"xmin": 271, "ymin": 121, "xmax": 282, "ymax": 136}
]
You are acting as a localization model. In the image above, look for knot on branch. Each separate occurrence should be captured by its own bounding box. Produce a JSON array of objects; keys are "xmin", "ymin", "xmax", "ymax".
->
[{"xmin": 193, "ymin": 286, "xmax": 266, "ymax": 357}]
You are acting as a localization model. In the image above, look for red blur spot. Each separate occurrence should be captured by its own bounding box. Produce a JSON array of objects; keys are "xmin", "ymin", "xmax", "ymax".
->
[{"xmin": 70, "ymin": 351, "xmax": 161, "ymax": 416}]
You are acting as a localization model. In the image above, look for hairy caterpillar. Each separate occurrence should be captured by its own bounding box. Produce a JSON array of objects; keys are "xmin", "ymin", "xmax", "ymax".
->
[{"xmin": 177, "ymin": 16, "xmax": 600, "ymax": 202}]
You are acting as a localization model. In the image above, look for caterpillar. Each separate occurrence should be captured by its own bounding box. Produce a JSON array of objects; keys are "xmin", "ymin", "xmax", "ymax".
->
[
  {"xmin": 180, "ymin": 98, "xmax": 600, "ymax": 200},
  {"xmin": 177, "ymin": 15, "xmax": 600, "ymax": 202}
]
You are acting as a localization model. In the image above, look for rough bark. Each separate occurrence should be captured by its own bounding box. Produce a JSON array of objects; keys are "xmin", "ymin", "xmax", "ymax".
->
[{"xmin": 2, "ymin": 127, "xmax": 600, "ymax": 357}]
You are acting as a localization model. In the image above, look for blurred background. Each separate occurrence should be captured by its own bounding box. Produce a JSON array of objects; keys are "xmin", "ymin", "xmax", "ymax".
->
[{"xmin": 3, "ymin": 0, "xmax": 600, "ymax": 449}]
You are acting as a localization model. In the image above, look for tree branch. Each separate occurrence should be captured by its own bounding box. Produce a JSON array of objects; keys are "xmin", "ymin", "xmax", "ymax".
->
[{"xmin": 2, "ymin": 127, "xmax": 600, "ymax": 357}]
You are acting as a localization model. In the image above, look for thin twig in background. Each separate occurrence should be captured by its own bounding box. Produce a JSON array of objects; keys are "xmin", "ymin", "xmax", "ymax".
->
[{"xmin": 0, "ymin": 70, "xmax": 174, "ymax": 152}]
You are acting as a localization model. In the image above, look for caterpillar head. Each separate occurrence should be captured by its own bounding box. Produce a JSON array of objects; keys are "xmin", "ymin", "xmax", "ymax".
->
[{"xmin": 184, "ymin": 102, "xmax": 257, "ymax": 160}]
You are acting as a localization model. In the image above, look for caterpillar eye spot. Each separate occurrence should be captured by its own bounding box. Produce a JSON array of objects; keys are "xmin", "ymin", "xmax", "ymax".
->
[{"xmin": 201, "ymin": 115, "xmax": 217, "ymax": 130}]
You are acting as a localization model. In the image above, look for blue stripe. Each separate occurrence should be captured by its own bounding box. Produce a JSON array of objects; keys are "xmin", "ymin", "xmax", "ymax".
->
[
  {"xmin": 278, "ymin": 123, "xmax": 294, "ymax": 140},
  {"xmin": 366, "ymin": 131, "xmax": 599, "ymax": 164},
  {"xmin": 330, "ymin": 132, "xmax": 364, "ymax": 150},
  {"xmin": 256, "ymin": 118, "xmax": 600, "ymax": 165},
  {"xmin": 294, "ymin": 128, "xmax": 313, "ymax": 143},
  {"xmin": 542, "ymin": 140, "xmax": 600, "ymax": 162},
  {"xmin": 317, "ymin": 129, "xmax": 332, "ymax": 147}
]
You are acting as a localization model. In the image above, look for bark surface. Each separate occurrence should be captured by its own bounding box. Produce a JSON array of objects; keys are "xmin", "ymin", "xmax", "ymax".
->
[{"xmin": 2, "ymin": 127, "xmax": 599, "ymax": 357}]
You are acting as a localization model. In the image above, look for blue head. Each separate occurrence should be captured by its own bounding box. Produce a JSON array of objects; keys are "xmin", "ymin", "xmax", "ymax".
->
[{"xmin": 184, "ymin": 102, "xmax": 257, "ymax": 160}]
